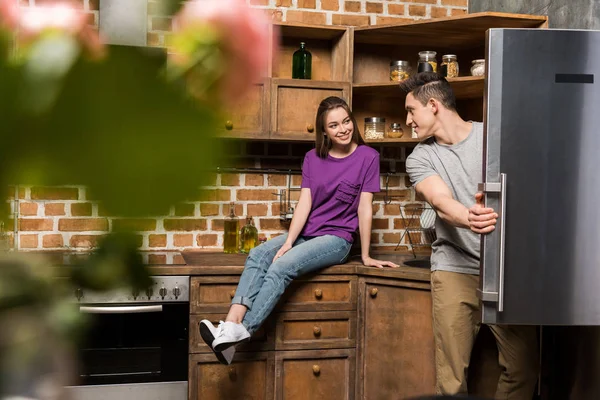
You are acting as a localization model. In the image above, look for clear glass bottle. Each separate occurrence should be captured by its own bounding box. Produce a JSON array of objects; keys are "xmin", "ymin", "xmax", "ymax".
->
[
  {"xmin": 389, "ymin": 60, "xmax": 411, "ymax": 82},
  {"xmin": 441, "ymin": 54, "xmax": 459, "ymax": 78},
  {"xmin": 292, "ymin": 42, "xmax": 312, "ymax": 80},
  {"xmin": 239, "ymin": 217, "xmax": 258, "ymax": 254},
  {"xmin": 417, "ymin": 51, "xmax": 437, "ymax": 73},
  {"xmin": 223, "ymin": 202, "xmax": 239, "ymax": 254},
  {"xmin": 364, "ymin": 117, "xmax": 385, "ymax": 140}
]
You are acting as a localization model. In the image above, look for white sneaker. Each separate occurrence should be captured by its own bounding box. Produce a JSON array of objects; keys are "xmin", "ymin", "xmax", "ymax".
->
[
  {"xmin": 212, "ymin": 321, "xmax": 251, "ymax": 352},
  {"xmin": 199, "ymin": 320, "xmax": 236, "ymax": 365}
]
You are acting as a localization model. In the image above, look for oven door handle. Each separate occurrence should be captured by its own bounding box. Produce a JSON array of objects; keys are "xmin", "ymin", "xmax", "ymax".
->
[{"xmin": 79, "ymin": 305, "xmax": 163, "ymax": 314}]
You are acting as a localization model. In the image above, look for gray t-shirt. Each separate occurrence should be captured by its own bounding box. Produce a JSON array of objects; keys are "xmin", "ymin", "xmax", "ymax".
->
[{"xmin": 405, "ymin": 122, "xmax": 483, "ymax": 275}]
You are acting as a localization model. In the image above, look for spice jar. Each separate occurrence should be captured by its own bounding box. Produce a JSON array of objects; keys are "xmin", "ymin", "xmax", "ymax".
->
[
  {"xmin": 386, "ymin": 123, "xmax": 404, "ymax": 139},
  {"xmin": 364, "ymin": 117, "xmax": 385, "ymax": 140},
  {"xmin": 389, "ymin": 60, "xmax": 411, "ymax": 82},
  {"xmin": 418, "ymin": 51, "xmax": 437, "ymax": 73},
  {"xmin": 470, "ymin": 59, "xmax": 485, "ymax": 76},
  {"xmin": 441, "ymin": 54, "xmax": 459, "ymax": 78}
]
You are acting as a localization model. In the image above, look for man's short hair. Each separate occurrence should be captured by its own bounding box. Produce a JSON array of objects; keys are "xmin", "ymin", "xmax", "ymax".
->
[{"xmin": 398, "ymin": 72, "xmax": 457, "ymax": 111}]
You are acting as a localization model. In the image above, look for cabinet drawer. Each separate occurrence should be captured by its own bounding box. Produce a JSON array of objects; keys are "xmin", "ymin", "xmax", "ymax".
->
[
  {"xmin": 189, "ymin": 314, "xmax": 274, "ymax": 354},
  {"xmin": 275, "ymin": 349, "xmax": 355, "ymax": 400},
  {"xmin": 275, "ymin": 311, "xmax": 356, "ymax": 351},
  {"xmin": 190, "ymin": 277, "xmax": 239, "ymax": 313},
  {"xmin": 280, "ymin": 275, "xmax": 357, "ymax": 312},
  {"xmin": 270, "ymin": 79, "xmax": 351, "ymax": 141},
  {"xmin": 189, "ymin": 352, "xmax": 274, "ymax": 400}
]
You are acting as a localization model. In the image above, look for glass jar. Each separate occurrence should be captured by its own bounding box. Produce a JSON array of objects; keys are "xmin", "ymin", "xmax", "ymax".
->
[
  {"xmin": 386, "ymin": 123, "xmax": 404, "ymax": 139},
  {"xmin": 417, "ymin": 51, "xmax": 437, "ymax": 73},
  {"xmin": 441, "ymin": 54, "xmax": 459, "ymax": 78},
  {"xmin": 389, "ymin": 60, "xmax": 411, "ymax": 82},
  {"xmin": 470, "ymin": 59, "xmax": 485, "ymax": 76},
  {"xmin": 364, "ymin": 117, "xmax": 385, "ymax": 140}
]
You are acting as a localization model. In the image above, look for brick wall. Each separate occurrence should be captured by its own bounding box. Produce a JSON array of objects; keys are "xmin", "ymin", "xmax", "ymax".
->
[
  {"xmin": 7, "ymin": 0, "xmax": 468, "ymax": 261},
  {"xmin": 7, "ymin": 142, "xmax": 422, "ymax": 263}
]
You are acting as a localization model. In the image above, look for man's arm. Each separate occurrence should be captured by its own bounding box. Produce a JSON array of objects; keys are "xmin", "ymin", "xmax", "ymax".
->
[{"xmin": 415, "ymin": 175, "xmax": 497, "ymax": 234}]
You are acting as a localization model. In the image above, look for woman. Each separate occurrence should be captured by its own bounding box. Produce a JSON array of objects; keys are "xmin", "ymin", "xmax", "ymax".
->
[{"xmin": 200, "ymin": 96, "xmax": 398, "ymax": 365}]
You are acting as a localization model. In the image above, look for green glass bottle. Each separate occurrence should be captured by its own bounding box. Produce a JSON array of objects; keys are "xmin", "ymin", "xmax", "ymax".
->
[
  {"xmin": 292, "ymin": 42, "xmax": 312, "ymax": 80},
  {"xmin": 239, "ymin": 217, "xmax": 259, "ymax": 254}
]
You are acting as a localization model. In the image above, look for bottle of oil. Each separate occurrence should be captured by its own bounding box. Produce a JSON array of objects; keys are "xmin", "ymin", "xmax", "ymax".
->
[
  {"xmin": 240, "ymin": 216, "xmax": 258, "ymax": 254},
  {"xmin": 223, "ymin": 203, "xmax": 239, "ymax": 254}
]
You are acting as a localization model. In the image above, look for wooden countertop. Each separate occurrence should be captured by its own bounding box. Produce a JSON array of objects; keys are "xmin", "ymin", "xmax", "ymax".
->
[{"xmin": 148, "ymin": 252, "xmax": 431, "ymax": 282}]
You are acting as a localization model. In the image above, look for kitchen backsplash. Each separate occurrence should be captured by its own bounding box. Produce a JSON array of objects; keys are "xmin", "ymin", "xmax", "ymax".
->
[{"xmin": 5, "ymin": 141, "xmax": 422, "ymax": 263}]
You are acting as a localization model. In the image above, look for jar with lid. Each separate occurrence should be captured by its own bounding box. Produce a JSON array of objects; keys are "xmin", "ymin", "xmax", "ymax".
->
[
  {"xmin": 417, "ymin": 51, "xmax": 437, "ymax": 73},
  {"xmin": 440, "ymin": 54, "xmax": 459, "ymax": 78},
  {"xmin": 386, "ymin": 123, "xmax": 404, "ymax": 139},
  {"xmin": 364, "ymin": 117, "xmax": 385, "ymax": 140},
  {"xmin": 470, "ymin": 59, "xmax": 485, "ymax": 76},
  {"xmin": 389, "ymin": 60, "xmax": 411, "ymax": 82}
]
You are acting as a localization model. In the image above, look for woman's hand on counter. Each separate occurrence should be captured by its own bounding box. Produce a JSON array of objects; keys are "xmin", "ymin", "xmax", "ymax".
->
[{"xmin": 362, "ymin": 256, "xmax": 399, "ymax": 269}]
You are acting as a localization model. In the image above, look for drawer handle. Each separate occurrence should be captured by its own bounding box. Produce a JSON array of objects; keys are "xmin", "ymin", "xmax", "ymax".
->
[
  {"xmin": 370, "ymin": 288, "xmax": 378, "ymax": 298},
  {"xmin": 314, "ymin": 288, "xmax": 323, "ymax": 299},
  {"xmin": 312, "ymin": 365, "xmax": 320, "ymax": 376},
  {"xmin": 313, "ymin": 326, "xmax": 321, "ymax": 337},
  {"xmin": 228, "ymin": 366, "xmax": 237, "ymax": 380},
  {"xmin": 229, "ymin": 290, "xmax": 236, "ymax": 299},
  {"xmin": 306, "ymin": 124, "xmax": 314, "ymax": 133},
  {"xmin": 225, "ymin": 120, "xmax": 234, "ymax": 130}
]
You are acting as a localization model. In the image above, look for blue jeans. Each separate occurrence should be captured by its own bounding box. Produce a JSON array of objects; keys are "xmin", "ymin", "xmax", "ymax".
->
[{"xmin": 232, "ymin": 233, "xmax": 352, "ymax": 335}]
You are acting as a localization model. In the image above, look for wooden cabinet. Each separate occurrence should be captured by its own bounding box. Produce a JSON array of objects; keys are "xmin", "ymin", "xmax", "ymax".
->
[
  {"xmin": 187, "ymin": 264, "xmax": 507, "ymax": 400},
  {"xmin": 189, "ymin": 352, "xmax": 275, "ymax": 400},
  {"xmin": 215, "ymin": 13, "xmax": 547, "ymax": 144},
  {"xmin": 357, "ymin": 277, "xmax": 435, "ymax": 399},
  {"xmin": 270, "ymin": 79, "xmax": 351, "ymax": 141},
  {"xmin": 189, "ymin": 273, "xmax": 359, "ymax": 400},
  {"xmin": 220, "ymin": 80, "xmax": 270, "ymax": 139},
  {"xmin": 275, "ymin": 349, "xmax": 356, "ymax": 400}
]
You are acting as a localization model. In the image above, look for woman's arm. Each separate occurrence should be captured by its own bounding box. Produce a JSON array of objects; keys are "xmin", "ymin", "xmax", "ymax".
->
[
  {"xmin": 358, "ymin": 192, "xmax": 398, "ymax": 269},
  {"xmin": 273, "ymin": 188, "xmax": 312, "ymax": 261}
]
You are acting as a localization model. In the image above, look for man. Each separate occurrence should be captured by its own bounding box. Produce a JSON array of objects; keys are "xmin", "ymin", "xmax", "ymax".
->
[{"xmin": 402, "ymin": 72, "xmax": 539, "ymax": 399}]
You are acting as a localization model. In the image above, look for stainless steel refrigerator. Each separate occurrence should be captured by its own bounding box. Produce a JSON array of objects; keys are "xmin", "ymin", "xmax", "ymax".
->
[{"xmin": 478, "ymin": 28, "xmax": 600, "ymax": 325}]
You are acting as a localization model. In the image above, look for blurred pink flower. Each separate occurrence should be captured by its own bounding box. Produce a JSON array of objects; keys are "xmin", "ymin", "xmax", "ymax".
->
[
  {"xmin": 171, "ymin": 0, "xmax": 276, "ymax": 105},
  {"xmin": 0, "ymin": 0, "xmax": 104, "ymax": 59}
]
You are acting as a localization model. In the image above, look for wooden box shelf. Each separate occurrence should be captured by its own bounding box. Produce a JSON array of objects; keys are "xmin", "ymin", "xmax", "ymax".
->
[
  {"xmin": 272, "ymin": 23, "xmax": 352, "ymax": 82},
  {"xmin": 216, "ymin": 12, "xmax": 548, "ymax": 143}
]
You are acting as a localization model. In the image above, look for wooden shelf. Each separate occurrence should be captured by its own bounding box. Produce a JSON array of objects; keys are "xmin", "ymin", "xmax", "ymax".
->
[
  {"xmin": 353, "ymin": 76, "xmax": 484, "ymax": 99},
  {"xmin": 365, "ymin": 137, "xmax": 420, "ymax": 145},
  {"xmin": 354, "ymin": 12, "xmax": 548, "ymax": 48},
  {"xmin": 274, "ymin": 22, "xmax": 348, "ymax": 40}
]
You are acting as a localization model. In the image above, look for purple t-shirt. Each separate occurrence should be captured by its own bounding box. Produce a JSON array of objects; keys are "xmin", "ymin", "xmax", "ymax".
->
[{"xmin": 300, "ymin": 145, "xmax": 380, "ymax": 243}]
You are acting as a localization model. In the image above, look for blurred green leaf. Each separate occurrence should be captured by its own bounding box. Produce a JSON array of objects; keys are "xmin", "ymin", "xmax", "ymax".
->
[
  {"xmin": 19, "ymin": 34, "xmax": 80, "ymax": 114},
  {"xmin": 3, "ymin": 45, "xmax": 224, "ymax": 217},
  {"xmin": 70, "ymin": 232, "xmax": 152, "ymax": 291}
]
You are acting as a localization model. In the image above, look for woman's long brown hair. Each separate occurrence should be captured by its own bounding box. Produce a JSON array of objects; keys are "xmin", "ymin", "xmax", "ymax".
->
[{"xmin": 314, "ymin": 96, "xmax": 365, "ymax": 159}]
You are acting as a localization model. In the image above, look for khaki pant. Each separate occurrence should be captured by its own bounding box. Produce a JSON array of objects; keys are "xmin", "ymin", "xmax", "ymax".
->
[{"xmin": 431, "ymin": 270, "xmax": 539, "ymax": 399}]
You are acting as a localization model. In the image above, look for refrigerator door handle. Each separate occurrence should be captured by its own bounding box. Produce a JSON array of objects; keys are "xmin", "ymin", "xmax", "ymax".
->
[{"xmin": 477, "ymin": 173, "xmax": 507, "ymax": 312}]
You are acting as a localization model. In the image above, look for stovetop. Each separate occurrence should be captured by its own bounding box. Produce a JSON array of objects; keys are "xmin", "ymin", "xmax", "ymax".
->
[{"xmin": 74, "ymin": 275, "xmax": 190, "ymax": 304}]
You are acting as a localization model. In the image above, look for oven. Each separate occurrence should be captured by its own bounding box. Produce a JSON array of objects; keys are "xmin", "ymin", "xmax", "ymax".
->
[{"xmin": 66, "ymin": 276, "xmax": 190, "ymax": 400}]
